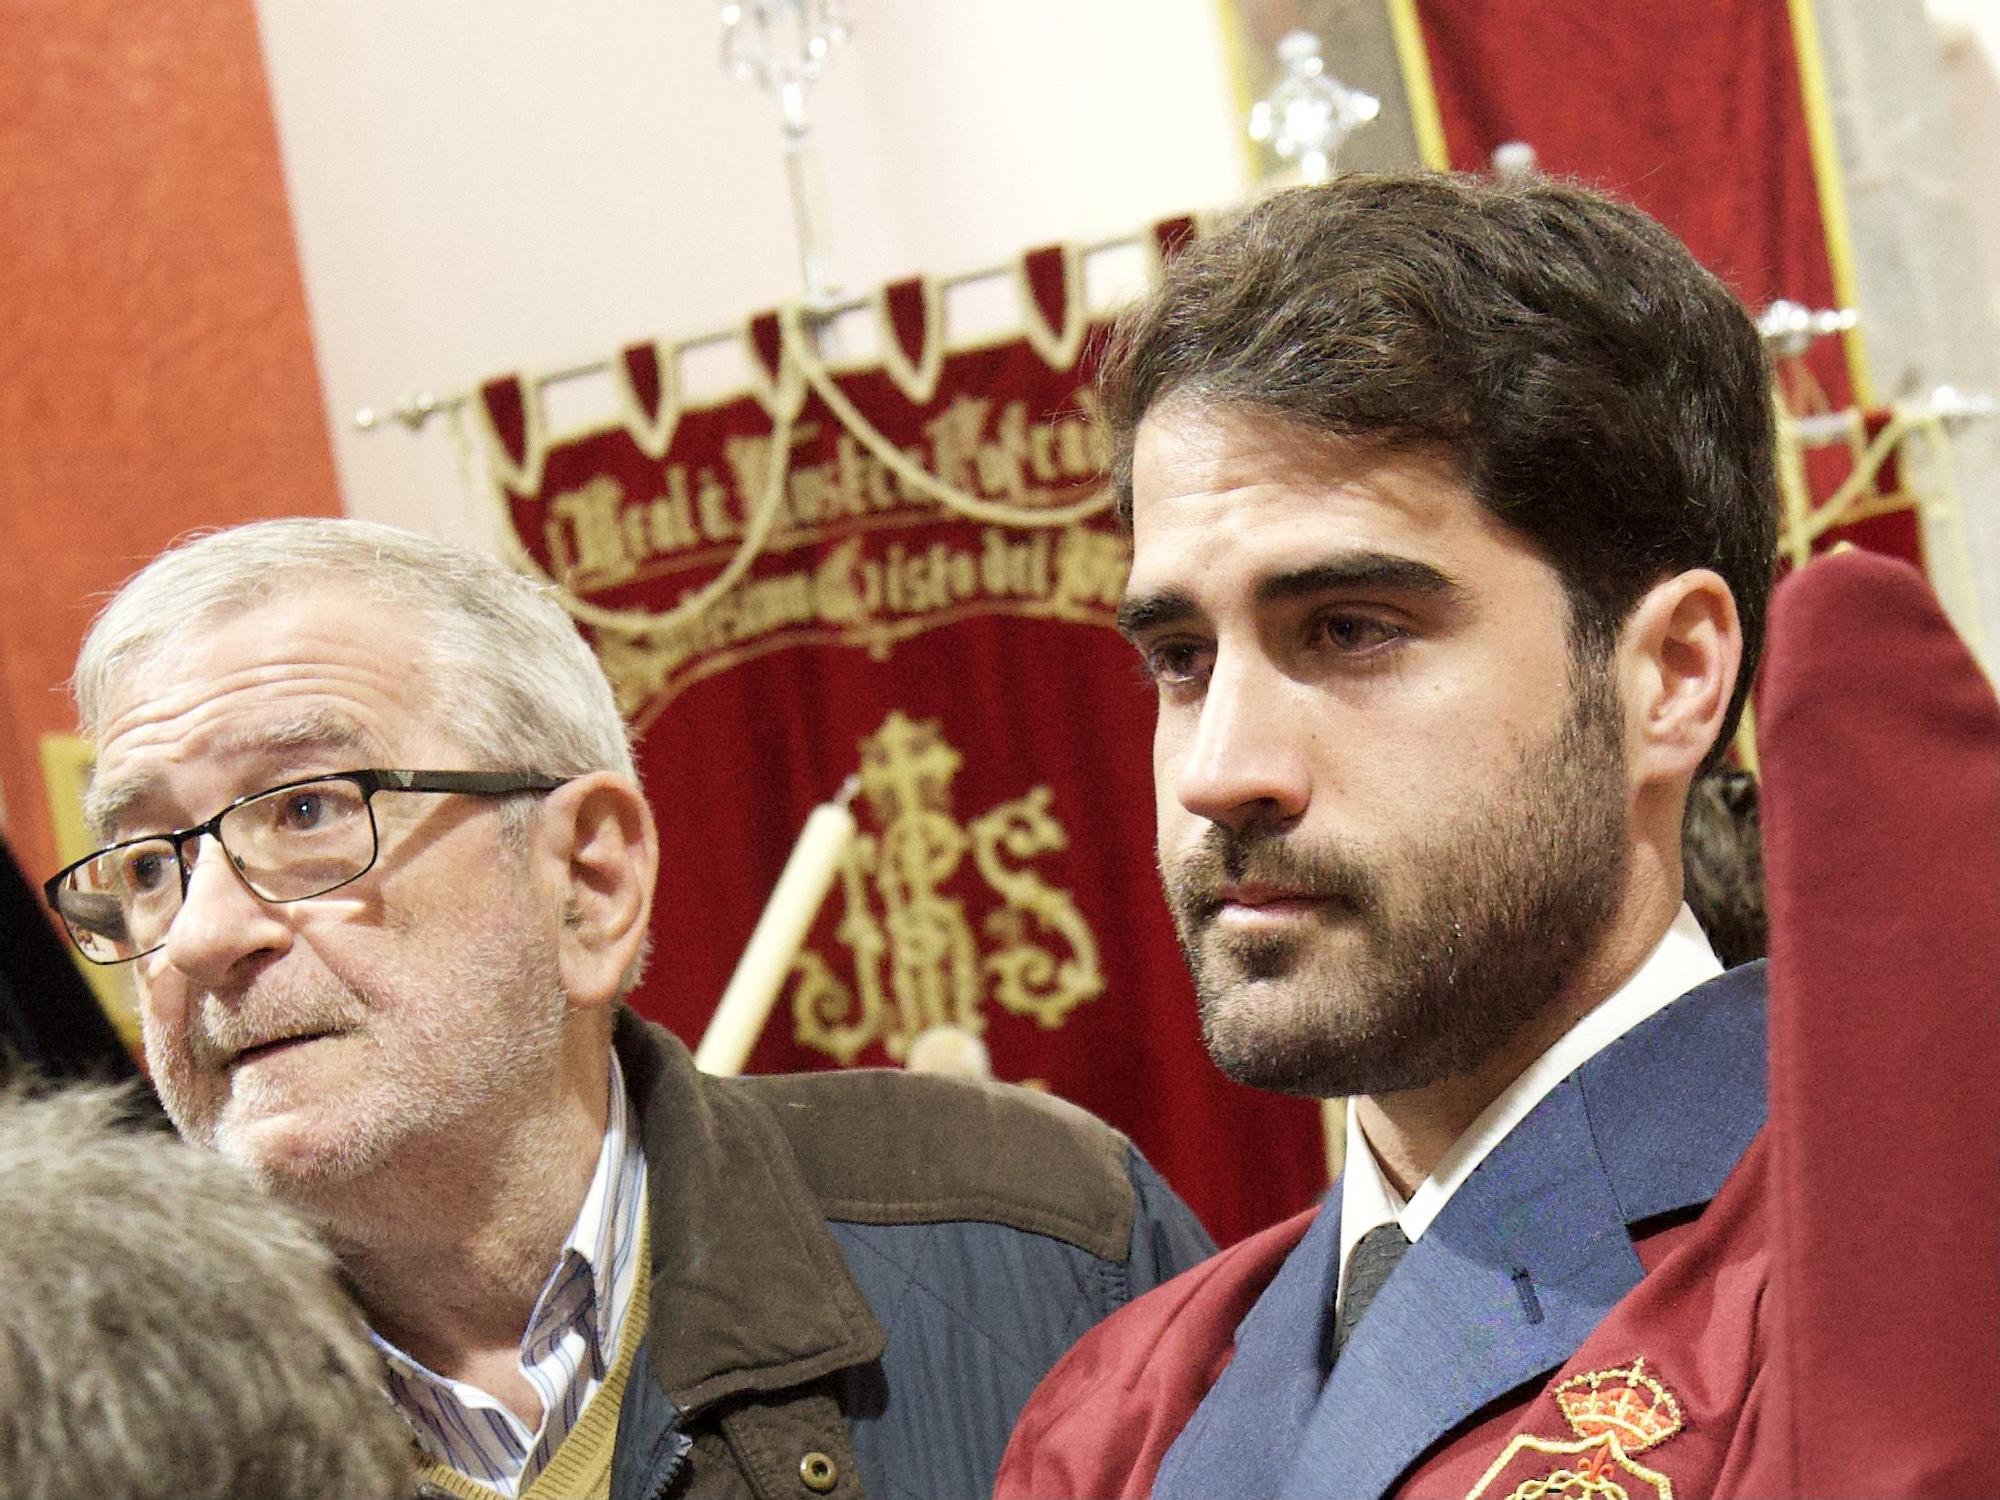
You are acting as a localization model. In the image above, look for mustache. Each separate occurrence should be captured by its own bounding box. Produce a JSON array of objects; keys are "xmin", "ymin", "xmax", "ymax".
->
[
  {"xmin": 189, "ymin": 977, "xmax": 366, "ymax": 1068},
  {"xmin": 1163, "ymin": 824, "xmax": 1381, "ymax": 927}
]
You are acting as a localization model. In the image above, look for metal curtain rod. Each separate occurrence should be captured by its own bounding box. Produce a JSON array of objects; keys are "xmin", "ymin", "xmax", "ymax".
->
[{"xmin": 353, "ymin": 228, "xmax": 1146, "ymax": 433}]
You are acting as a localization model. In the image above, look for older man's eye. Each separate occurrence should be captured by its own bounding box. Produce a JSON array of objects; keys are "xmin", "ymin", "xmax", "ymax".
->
[
  {"xmin": 249, "ymin": 781, "xmax": 365, "ymax": 840},
  {"xmin": 278, "ymin": 791, "xmax": 330, "ymax": 831},
  {"xmin": 120, "ymin": 847, "xmax": 174, "ymax": 893}
]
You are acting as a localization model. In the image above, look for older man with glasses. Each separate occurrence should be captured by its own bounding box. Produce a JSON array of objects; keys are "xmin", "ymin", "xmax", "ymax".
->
[
  {"xmin": 47, "ymin": 518, "xmax": 1212, "ymax": 1500},
  {"xmin": 50, "ymin": 769, "xmax": 569, "ymax": 964}
]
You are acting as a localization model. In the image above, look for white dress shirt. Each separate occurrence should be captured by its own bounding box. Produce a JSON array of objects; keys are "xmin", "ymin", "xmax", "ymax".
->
[
  {"xmin": 375, "ymin": 1050, "xmax": 650, "ymax": 1495},
  {"xmin": 1334, "ymin": 904, "xmax": 1724, "ymax": 1318}
]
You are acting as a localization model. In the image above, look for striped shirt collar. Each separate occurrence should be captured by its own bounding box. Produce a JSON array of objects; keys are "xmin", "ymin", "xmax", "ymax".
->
[{"xmin": 374, "ymin": 1048, "xmax": 649, "ymax": 1495}]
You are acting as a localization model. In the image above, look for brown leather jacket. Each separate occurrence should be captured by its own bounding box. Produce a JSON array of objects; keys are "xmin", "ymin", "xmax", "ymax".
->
[{"xmin": 582, "ymin": 1010, "xmax": 1212, "ymax": 1500}]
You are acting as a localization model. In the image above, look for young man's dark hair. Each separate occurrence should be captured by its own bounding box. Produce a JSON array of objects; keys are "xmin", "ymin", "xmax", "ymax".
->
[{"xmin": 1101, "ymin": 172, "xmax": 1778, "ymax": 763}]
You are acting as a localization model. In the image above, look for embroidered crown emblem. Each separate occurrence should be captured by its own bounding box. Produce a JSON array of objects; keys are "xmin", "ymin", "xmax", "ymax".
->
[
  {"xmin": 1464, "ymin": 1356, "xmax": 1688, "ymax": 1500},
  {"xmin": 1553, "ymin": 1357, "xmax": 1684, "ymax": 1454}
]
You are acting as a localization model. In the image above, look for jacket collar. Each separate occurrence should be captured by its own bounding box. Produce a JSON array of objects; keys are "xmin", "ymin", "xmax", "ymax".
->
[
  {"xmin": 1291, "ymin": 963, "xmax": 1768, "ymax": 1500},
  {"xmin": 1156, "ymin": 964, "xmax": 1767, "ymax": 1500},
  {"xmin": 611, "ymin": 1010, "xmax": 885, "ymax": 1417}
]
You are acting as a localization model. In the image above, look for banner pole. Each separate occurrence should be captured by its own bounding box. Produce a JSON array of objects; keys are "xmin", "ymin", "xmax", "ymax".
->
[{"xmin": 695, "ymin": 776, "xmax": 859, "ymax": 1075}]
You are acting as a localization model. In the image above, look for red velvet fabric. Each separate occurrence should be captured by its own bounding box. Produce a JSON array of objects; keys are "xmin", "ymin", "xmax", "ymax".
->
[
  {"xmin": 1751, "ymin": 549, "xmax": 2000, "ymax": 1494},
  {"xmin": 1420, "ymin": 0, "xmax": 1831, "ymax": 317},
  {"xmin": 620, "ymin": 342, "xmax": 666, "ymax": 426},
  {"xmin": 882, "ymin": 276, "xmax": 934, "ymax": 375},
  {"xmin": 1428, "ymin": 554, "xmax": 2000, "ymax": 1498}
]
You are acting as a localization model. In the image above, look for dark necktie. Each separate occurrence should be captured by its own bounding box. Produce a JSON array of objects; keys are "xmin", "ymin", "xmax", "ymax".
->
[{"xmin": 1331, "ymin": 1222, "xmax": 1412, "ymax": 1364}]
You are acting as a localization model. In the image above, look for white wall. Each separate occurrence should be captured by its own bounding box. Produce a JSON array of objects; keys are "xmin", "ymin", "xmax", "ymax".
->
[
  {"xmin": 252, "ymin": 0, "xmax": 1254, "ymax": 544},
  {"xmin": 1937, "ymin": 0, "xmax": 2000, "ymax": 326}
]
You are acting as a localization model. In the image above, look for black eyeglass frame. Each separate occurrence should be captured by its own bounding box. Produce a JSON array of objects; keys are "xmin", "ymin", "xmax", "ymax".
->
[{"xmin": 43, "ymin": 769, "xmax": 571, "ymax": 965}]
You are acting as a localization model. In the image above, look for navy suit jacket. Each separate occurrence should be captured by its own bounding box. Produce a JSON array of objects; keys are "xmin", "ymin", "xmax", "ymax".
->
[{"xmin": 1152, "ymin": 965, "xmax": 1767, "ymax": 1500}]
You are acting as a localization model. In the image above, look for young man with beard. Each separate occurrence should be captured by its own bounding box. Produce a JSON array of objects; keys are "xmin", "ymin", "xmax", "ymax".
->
[
  {"xmin": 998, "ymin": 173, "xmax": 1784, "ymax": 1498},
  {"xmin": 43, "ymin": 518, "xmax": 1213, "ymax": 1500}
]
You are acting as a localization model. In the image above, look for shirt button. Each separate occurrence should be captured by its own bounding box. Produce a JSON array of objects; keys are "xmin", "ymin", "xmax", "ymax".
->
[{"xmin": 799, "ymin": 1451, "xmax": 839, "ymax": 1492}]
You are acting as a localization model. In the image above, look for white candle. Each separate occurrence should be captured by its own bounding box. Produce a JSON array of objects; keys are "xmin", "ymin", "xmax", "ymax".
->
[{"xmin": 694, "ymin": 783, "xmax": 858, "ymax": 1075}]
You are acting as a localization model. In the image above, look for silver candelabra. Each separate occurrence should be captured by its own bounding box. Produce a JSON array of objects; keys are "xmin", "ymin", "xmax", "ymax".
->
[{"xmin": 721, "ymin": 0, "xmax": 852, "ymax": 304}]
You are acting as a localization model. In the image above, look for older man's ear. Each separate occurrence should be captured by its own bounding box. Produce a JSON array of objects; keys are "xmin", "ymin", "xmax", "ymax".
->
[{"xmin": 538, "ymin": 774, "xmax": 657, "ymax": 1012}]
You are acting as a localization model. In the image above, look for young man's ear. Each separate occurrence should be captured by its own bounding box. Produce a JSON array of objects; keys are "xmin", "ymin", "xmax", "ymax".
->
[
  {"xmin": 536, "ymin": 773, "xmax": 658, "ymax": 1012},
  {"xmin": 1617, "ymin": 568, "xmax": 1743, "ymax": 786}
]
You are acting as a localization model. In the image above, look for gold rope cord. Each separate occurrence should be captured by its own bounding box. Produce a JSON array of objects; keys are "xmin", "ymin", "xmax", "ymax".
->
[
  {"xmin": 486, "ymin": 393, "xmax": 802, "ymax": 639},
  {"xmin": 1790, "ymin": 408, "xmax": 1919, "ymax": 547},
  {"xmin": 1383, "ymin": 0, "xmax": 1453, "ymax": 171},
  {"xmin": 775, "ymin": 299, "xmax": 1113, "ymax": 530},
  {"xmin": 460, "ymin": 216, "xmax": 1180, "ymax": 638},
  {"xmin": 1786, "ymin": 0, "xmax": 1878, "ymax": 406}
]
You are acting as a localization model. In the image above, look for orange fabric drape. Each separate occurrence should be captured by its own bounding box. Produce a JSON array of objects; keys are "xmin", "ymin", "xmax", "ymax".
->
[{"xmin": 0, "ymin": 0, "xmax": 339, "ymax": 883}]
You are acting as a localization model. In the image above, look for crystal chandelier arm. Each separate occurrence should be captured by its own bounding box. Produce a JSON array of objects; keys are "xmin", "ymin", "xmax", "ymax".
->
[{"xmin": 721, "ymin": 0, "xmax": 852, "ymax": 305}]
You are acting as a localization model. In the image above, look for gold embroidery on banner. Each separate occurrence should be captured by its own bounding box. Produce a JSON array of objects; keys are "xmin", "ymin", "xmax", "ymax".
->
[
  {"xmin": 594, "ymin": 526, "xmax": 1129, "ymax": 728},
  {"xmin": 479, "ymin": 229, "xmax": 1194, "ymax": 715},
  {"xmin": 533, "ymin": 388, "xmax": 1110, "ymax": 602},
  {"xmin": 969, "ymin": 785, "xmax": 1102, "ymax": 1029},
  {"xmin": 482, "ymin": 231, "xmax": 1154, "ymax": 684},
  {"xmin": 493, "ymin": 393, "xmax": 798, "ymax": 641},
  {"xmin": 778, "ymin": 303, "xmax": 1113, "ymax": 531},
  {"xmin": 1465, "ymin": 1358, "xmax": 1684, "ymax": 1500},
  {"xmin": 791, "ymin": 713, "xmax": 1103, "ymax": 1064}
]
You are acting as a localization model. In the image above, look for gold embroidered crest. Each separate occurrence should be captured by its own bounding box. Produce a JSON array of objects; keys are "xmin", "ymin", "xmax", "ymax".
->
[
  {"xmin": 1465, "ymin": 1357, "xmax": 1684, "ymax": 1500},
  {"xmin": 789, "ymin": 711, "xmax": 1103, "ymax": 1063}
]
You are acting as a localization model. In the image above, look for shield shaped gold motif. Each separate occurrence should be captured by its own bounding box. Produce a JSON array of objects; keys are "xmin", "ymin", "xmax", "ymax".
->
[{"xmin": 1464, "ymin": 1431, "xmax": 1674, "ymax": 1500}]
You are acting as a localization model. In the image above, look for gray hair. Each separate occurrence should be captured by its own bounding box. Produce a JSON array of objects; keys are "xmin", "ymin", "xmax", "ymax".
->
[
  {"xmin": 75, "ymin": 518, "xmax": 636, "ymax": 785},
  {"xmin": 0, "ymin": 1082, "xmax": 415, "ymax": 1499}
]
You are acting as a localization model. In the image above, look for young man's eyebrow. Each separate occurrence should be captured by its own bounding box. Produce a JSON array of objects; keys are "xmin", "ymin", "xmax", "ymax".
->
[
  {"xmin": 1254, "ymin": 555, "xmax": 1466, "ymax": 608},
  {"xmin": 1115, "ymin": 556, "xmax": 1464, "ymax": 644},
  {"xmin": 1115, "ymin": 589, "xmax": 1200, "ymax": 641}
]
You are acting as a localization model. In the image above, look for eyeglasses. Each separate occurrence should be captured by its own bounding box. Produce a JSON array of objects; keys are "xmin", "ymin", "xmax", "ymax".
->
[{"xmin": 43, "ymin": 769, "xmax": 570, "ymax": 965}]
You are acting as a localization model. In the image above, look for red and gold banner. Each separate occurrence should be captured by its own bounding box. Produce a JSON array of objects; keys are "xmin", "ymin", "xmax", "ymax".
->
[{"xmin": 479, "ymin": 222, "xmax": 1328, "ymax": 1248}]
